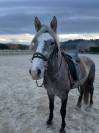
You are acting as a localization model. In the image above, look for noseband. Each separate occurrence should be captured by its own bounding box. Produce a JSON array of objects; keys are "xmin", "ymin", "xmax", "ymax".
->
[{"xmin": 32, "ymin": 52, "xmax": 48, "ymax": 62}]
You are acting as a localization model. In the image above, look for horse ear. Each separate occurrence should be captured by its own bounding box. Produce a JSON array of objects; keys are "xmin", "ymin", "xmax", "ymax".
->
[
  {"xmin": 34, "ymin": 17, "xmax": 42, "ymax": 32},
  {"xmin": 50, "ymin": 16, "xmax": 57, "ymax": 33}
]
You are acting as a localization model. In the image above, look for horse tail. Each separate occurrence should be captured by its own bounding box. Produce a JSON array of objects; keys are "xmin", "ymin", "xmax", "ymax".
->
[{"xmin": 83, "ymin": 63, "xmax": 95, "ymax": 104}]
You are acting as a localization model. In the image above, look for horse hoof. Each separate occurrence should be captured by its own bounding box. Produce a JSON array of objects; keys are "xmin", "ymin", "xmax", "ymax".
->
[
  {"xmin": 46, "ymin": 119, "xmax": 52, "ymax": 126},
  {"xmin": 59, "ymin": 128, "xmax": 66, "ymax": 133},
  {"xmin": 85, "ymin": 104, "xmax": 93, "ymax": 111},
  {"xmin": 89, "ymin": 102, "xmax": 93, "ymax": 107}
]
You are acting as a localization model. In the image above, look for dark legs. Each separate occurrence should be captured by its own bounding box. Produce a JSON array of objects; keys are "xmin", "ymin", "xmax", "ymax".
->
[
  {"xmin": 89, "ymin": 84, "xmax": 94, "ymax": 106},
  {"xmin": 76, "ymin": 83, "xmax": 94, "ymax": 108},
  {"xmin": 47, "ymin": 94, "xmax": 54, "ymax": 125},
  {"xmin": 77, "ymin": 87, "xmax": 84, "ymax": 108},
  {"xmin": 60, "ymin": 95, "xmax": 68, "ymax": 133},
  {"xmin": 46, "ymin": 93, "xmax": 68, "ymax": 132}
]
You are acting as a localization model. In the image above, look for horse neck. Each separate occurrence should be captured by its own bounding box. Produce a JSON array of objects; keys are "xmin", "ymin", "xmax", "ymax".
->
[
  {"xmin": 46, "ymin": 48, "xmax": 62, "ymax": 76},
  {"xmin": 49, "ymin": 50, "xmax": 59, "ymax": 73},
  {"xmin": 44, "ymin": 47, "xmax": 71, "ymax": 90}
]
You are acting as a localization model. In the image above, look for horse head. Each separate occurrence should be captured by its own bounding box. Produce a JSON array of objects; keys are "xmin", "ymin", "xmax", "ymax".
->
[{"xmin": 29, "ymin": 16, "xmax": 60, "ymax": 80}]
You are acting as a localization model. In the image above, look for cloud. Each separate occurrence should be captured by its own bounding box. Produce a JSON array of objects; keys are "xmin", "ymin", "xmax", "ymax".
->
[
  {"xmin": 0, "ymin": 34, "xmax": 33, "ymax": 44},
  {"xmin": 0, "ymin": 33, "xmax": 99, "ymax": 45},
  {"xmin": 0, "ymin": 0, "xmax": 99, "ymax": 34}
]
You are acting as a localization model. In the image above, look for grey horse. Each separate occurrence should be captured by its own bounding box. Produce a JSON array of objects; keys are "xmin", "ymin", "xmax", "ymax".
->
[{"xmin": 29, "ymin": 16, "xmax": 95, "ymax": 133}]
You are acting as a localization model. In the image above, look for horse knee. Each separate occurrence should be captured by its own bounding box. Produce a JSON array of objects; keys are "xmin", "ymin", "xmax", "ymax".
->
[
  {"xmin": 60, "ymin": 97, "xmax": 68, "ymax": 117},
  {"xmin": 60, "ymin": 105, "xmax": 66, "ymax": 117},
  {"xmin": 48, "ymin": 95, "xmax": 54, "ymax": 111}
]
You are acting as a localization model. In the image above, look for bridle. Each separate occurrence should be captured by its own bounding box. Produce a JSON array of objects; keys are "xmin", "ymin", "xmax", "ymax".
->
[
  {"xmin": 31, "ymin": 42, "xmax": 61, "ymax": 87},
  {"xmin": 32, "ymin": 52, "xmax": 48, "ymax": 62},
  {"xmin": 31, "ymin": 40, "xmax": 58, "ymax": 63},
  {"xmin": 30, "ymin": 26, "xmax": 62, "ymax": 87},
  {"xmin": 31, "ymin": 51, "xmax": 48, "ymax": 87}
]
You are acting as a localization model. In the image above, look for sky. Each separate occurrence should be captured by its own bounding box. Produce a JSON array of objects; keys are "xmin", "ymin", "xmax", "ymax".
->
[{"xmin": 0, "ymin": 0, "xmax": 99, "ymax": 43}]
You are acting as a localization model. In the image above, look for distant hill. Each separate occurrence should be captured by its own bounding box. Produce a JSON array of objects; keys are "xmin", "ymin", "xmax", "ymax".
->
[
  {"xmin": 0, "ymin": 39, "xmax": 99, "ymax": 53},
  {"xmin": 0, "ymin": 43, "xmax": 29, "ymax": 50},
  {"xmin": 60, "ymin": 39, "xmax": 99, "ymax": 52}
]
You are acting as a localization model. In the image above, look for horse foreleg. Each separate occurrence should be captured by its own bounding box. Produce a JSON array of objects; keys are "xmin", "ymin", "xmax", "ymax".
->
[
  {"xmin": 60, "ymin": 94, "xmax": 68, "ymax": 133},
  {"xmin": 47, "ymin": 93, "xmax": 54, "ymax": 125}
]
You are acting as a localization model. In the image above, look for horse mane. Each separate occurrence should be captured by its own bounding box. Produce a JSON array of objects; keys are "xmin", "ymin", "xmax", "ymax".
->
[{"xmin": 31, "ymin": 25, "xmax": 60, "ymax": 50}]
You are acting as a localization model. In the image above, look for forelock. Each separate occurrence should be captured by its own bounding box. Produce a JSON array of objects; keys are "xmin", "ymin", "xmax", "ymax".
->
[{"xmin": 31, "ymin": 25, "xmax": 60, "ymax": 50}]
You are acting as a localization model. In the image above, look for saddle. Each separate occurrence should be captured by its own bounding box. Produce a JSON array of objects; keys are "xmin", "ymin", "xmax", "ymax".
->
[{"xmin": 61, "ymin": 52, "xmax": 80, "ymax": 82}]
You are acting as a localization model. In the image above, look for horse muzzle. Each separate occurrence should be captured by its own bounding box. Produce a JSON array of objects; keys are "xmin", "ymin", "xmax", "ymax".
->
[{"xmin": 29, "ymin": 68, "xmax": 42, "ymax": 80}]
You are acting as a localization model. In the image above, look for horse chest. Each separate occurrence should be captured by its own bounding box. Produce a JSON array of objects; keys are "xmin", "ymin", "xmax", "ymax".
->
[{"xmin": 44, "ymin": 77, "xmax": 69, "ymax": 99}]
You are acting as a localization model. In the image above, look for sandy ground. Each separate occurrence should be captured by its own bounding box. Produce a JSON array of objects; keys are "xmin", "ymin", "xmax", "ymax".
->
[{"xmin": 0, "ymin": 54, "xmax": 99, "ymax": 133}]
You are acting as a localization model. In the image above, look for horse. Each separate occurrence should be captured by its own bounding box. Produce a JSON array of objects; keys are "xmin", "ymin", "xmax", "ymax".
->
[{"xmin": 29, "ymin": 16, "xmax": 95, "ymax": 133}]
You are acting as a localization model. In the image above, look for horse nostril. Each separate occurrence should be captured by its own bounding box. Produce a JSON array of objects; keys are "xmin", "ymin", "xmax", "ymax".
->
[
  {"xmin": 37, "ymin": 69, "xmax": 41, "ymax": 76},
  {"xmin": 29, "ymin": 69, "xmax": 31, "ymax": 75}
]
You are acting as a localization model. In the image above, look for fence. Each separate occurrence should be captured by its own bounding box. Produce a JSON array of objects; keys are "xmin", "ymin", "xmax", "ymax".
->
[{"xmin": 0, "ymin": 50, "xmax": 33, "ymax": 55}]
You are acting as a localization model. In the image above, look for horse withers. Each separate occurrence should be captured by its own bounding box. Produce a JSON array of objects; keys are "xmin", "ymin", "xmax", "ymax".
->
[{"xmin": 29, "ymin": 16, "xmax": 95, "ymax": 133}]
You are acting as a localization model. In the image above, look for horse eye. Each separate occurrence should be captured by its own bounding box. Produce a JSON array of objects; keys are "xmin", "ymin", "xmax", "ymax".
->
[
  {"xmin": 51, "ymin": 42, "xmax": 54, "ymax": 45},
  {"xmin": 44, "ymin": 40, "xmax": 47, "ymax": 44}
]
